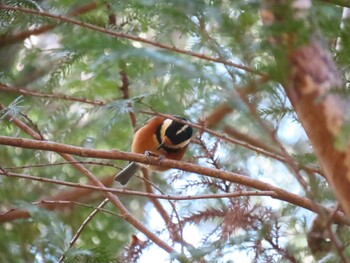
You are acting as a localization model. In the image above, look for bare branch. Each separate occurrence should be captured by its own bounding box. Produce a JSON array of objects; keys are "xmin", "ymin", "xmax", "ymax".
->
[
  {"xmin": 0, "ymin": 5, "xmax": 266, "ymax": 77},
  {"xmin": 0, "ymin": 2, "xmax": 99, "ymax": 47},
  {"xmin": 36, "ymin": 200, "xmax": 121, "ymax": 218},
  {"xmin": 58, "ymin": 198, "xmax": 110, "ymax": 263},
  {"xmin": 3, "ymin": 160, "xmax": 121, "ymax": 170},
  {"xmin": 0, "ymin": 135, "xmax": 348, "ymax": 224},
  {"xmin": 0, "ymin": 84, "xmax": 107, "ymax": 106},
  {"xmin": 1, "ymin": 110, "xmax": 176, "ymax": 255},
  {"xmin": 142, "ymin": 110, "xmax": 324, "ymax": 176},
  {"xmin": 262, "ymin": 0, "xmax": 350, "ymax": 216},
  {"xmin": 0, "ymin": 170, "xmax": 276, "ymax": 202}
]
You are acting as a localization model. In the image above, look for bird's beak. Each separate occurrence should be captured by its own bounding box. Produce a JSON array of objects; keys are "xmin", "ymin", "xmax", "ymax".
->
[{"xmin": 157, "ymin": 141, "xmax": 164, "ymax": 150}]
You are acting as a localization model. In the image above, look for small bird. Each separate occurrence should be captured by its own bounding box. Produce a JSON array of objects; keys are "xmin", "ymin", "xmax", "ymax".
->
[{"xmin": 115, "ymin": 115, "xmax": 193, "ymax": 185}]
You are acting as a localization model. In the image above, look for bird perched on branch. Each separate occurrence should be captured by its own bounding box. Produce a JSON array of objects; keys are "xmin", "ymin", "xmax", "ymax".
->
[{"xmin": 115, "ymin": 115, "xmax": 193, "ymax": 185}]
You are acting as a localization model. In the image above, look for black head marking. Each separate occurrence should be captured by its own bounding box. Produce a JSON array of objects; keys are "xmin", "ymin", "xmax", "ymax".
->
[
  {"xmin": 164, "ymin": 117, "xmax": 193, "ymax": 146},
  {"xmin": 156, "ymin": 116, "xmax": 193, "ymax": 151}
]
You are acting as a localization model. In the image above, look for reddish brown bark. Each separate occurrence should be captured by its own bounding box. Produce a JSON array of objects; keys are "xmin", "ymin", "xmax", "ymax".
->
[
  {"xmin": 287, "ymin": 41, "xmax": 350, "ymax": 214},
  {"xmin": 263, "ymin": 1, "xmax": 350, "ymax": 215}
]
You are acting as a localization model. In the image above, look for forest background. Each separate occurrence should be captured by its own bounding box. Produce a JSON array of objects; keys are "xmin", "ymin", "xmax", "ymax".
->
[{"xmin": 1, "ymin": 0, "xmax": 350, "ymax": 262}]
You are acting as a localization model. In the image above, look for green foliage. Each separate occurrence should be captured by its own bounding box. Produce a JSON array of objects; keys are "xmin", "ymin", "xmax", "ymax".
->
[
  {"xmin": 0, "ymin": 96, "xmax": 24, "ymax": 120},
  {"xmin": 64, "ymin": 247, "xmax": 117, "ymax": 263},
  {"xmin": 0, "ymin": 202, "xmax": 71, "ymax": 262},
  {"xmin": 334, "ymin": 121, "xmax": 350, "ymax": 150},
  {"xmin": 0, "ymin": 0, "xmax": 349, "ymax": 262},
  {"xmin": 0, "ymin": 0, "xmax": 54, "ymax": 33},
  {"xmin": 44, "ymin": 52, "xmax": 85, "ymax": 91}
]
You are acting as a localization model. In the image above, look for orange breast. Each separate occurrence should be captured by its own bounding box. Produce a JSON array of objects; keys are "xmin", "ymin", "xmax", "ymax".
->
[{"xmin": 131, "ymin": 117, "xmax": 188, "ymax": 171}]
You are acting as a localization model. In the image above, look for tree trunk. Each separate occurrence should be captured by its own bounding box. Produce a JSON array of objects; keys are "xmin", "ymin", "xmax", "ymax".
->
[{"xmin": 262, "ymin": 0, "xmax": 350, "ymax": 215}]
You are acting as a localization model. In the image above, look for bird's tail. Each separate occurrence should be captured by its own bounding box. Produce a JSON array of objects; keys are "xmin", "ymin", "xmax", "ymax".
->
[{"xmin": 114, "ymin": 162, "xmax": 140, "ymax": 185}]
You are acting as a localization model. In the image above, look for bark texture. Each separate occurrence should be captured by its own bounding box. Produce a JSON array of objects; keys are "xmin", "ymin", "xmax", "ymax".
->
[{"xmin": 263, "ymin": 0, "xmax": 350, "ymax": 215}]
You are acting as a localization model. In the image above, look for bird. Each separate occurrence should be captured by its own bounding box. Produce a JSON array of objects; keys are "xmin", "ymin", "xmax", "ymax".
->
[{"xmin": 115, "ymin": 115, "xmax": 193, "ymax": 185}]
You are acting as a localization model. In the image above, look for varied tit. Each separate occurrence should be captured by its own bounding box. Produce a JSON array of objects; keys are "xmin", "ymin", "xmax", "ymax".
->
[{"xmin": 115, "ymin": 115, "xmax": 193, "ymax": 185}]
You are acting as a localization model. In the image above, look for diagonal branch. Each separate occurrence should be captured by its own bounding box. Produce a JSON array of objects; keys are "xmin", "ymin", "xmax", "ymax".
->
[
  {"xmin": 1, "ymin": 112, "xmax": 176, "ymax": 255},
  {"xmin": 0, "ymin": 135, "xmax": 349, "ymax": 224},
  {"xmin": 0, "ymin": 2, "xmax": 99, "ymax": 47},
  {"xmin": 0, "ymin": 4, "xmax": 265, "ymax": 77},
  {"xmin": 58, "ymin": 198, "xmax": 110, "ymax": 263},
  {"xmin": 262, "ymin": 0, "xmax": 350, "ymax": 216},
  {"xmin": 0, "ymin": 170, "xmax": 276, "ymax": 222},
  {"xmin": 142, "ymin": 110, "xmax": 324, "ymax": 176},
  {"xmin": 0, "ymin": 174, "xmax": 114, "ymax": 222},
  {"xmin": 0, "ymin": 84, "xmax": 107, "ymax": 106}
]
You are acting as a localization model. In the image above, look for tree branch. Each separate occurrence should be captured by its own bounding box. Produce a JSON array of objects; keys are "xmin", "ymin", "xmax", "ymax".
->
[
  {"xmin": 0, "ymin": 5, "xmax": 265, "ymax": 77},
  {"xmin": 0, "ymin": 2, "xmax": 99, "ymax": 47},
  {"xmin": 58, "ymin": 198, "xmax": 110, "ymax": 263},
  {"xmin": 142, "ymin": 110, "xmax": 324, "ymax": 176},
  {"xmin": 0, "ymin": 169, "xmax": 277, "ymax": 222},
  {"xmin": 0, "ymin": 135, "xmax": 348, "ymax": 224},
  {"xmin": 1, "ymin": 111, "xmax": 176, "ymax": 255},
  {"xmin": 0, "ymin": 84, "xmax": 106, "ymax": 106},
  {"xmin": 0, "ymin": 170, "xmax": 276, "ymax": 201},
  {"xmin": 262, "ymin": 0, "xmax": 350, "ymax": 216}
]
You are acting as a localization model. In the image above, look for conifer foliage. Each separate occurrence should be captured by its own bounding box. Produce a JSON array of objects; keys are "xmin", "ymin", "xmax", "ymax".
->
[{"xmin": 1, "ymin": 0, "xmax": 350, "ymax": 262}]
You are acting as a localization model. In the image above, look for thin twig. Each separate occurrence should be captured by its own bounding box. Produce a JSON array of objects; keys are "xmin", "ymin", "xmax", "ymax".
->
[
  {"xmin": 2, "ymin": 160, "xmax": 121, "ymax": 170},
  {"xmin": 58, "ymin": 198, "xmax": 110, "ymax": 263},
  {"xmin": 34, "ymin": 200, "xmax": 120, "ymax": 218},
  {"xmin": 2, "ymin": 109, "xmax": 176, "ymax": 254},
  {"xmin": 0, "ymin": 170, "xmax": 277, "ymax": 202},
  {"xmin": 119, "ymin": 71, "xmax": 187, "ymax": 252},
  {"xmin": 119, "ymin": 70, "xmax": 137, "ymax": 130},
  {"xmin": 141, "ymin": 170, "xmax": 190, "ymax": 253},
  {"xmin": 194, "ymin": 18, "xmax": 316, "ymax": 209},
  {"xmin": 223, "ymin": 125, "xmax": 324, "ymax": 176},
  {"xmin": 0, "ymin": 84, "xmax": 107, "ymax": 106},
  {"xmin": 0, "ymin": 5, "xmax": 266, "ymax": 77},
  {"xmin": 324, "ymin": 204, "xmax": 349, "ymax": 263},
  {"xmin": 0, "ymin": 2, "xmax": 99, "ymax": 47},
  {"xmin": 141, "ymin": 110, "xmax": 324, "ymax": 176},
  {"xmin": 0, "ymin": 136, "xmax": 339, "ymax": 219}
]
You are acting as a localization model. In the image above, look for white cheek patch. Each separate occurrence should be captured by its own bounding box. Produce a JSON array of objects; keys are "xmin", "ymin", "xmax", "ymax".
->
[
  {"xmin": 161, "ymin": 119, "xmax": 172, "ymax": 141},
  {"xmin": 159, "ymin": 118, "xmax": 191, "ymax": 149},
  {"xmin": 176, "ymin": 124, "xmax": 188, "ymax": 135},
  {"xmin": 174, "ymin": 138, "xmax": 191, "ymax": 149}
]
